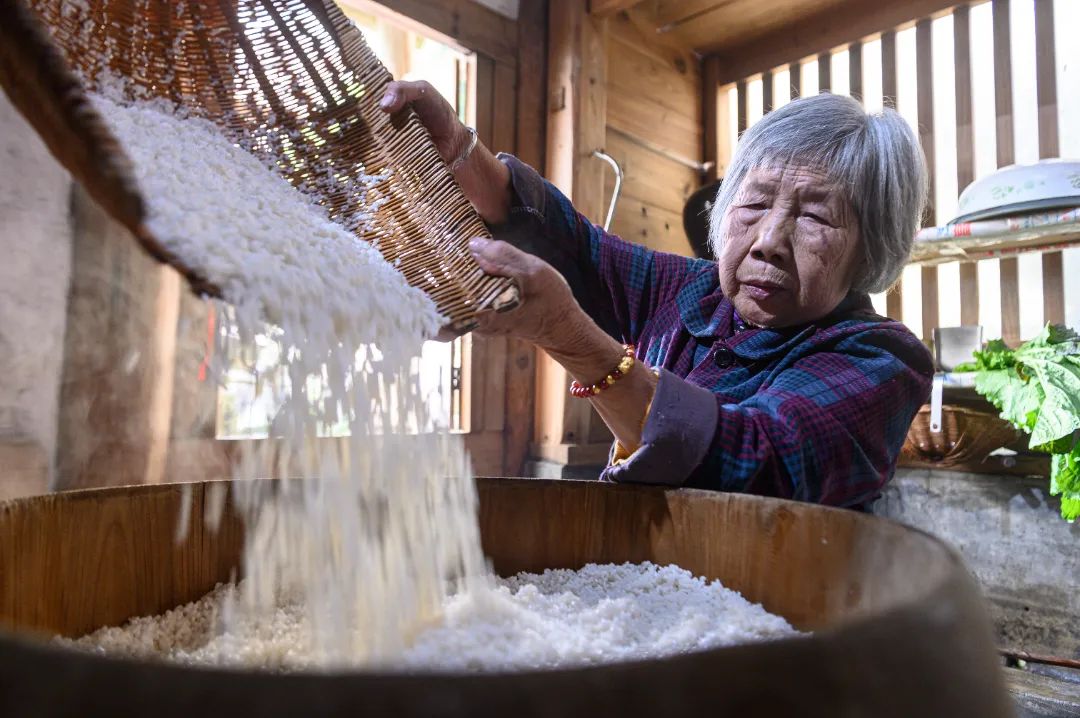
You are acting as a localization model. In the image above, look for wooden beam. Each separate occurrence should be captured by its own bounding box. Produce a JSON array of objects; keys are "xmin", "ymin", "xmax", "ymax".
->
[
  {"xmin": 1034, "ymin": 0, "xmax": 1064, "ymax": 327},
  {"xmin": 710, "ymin": 0, "xmax": 961, "ymax": 86},
  {"xmin": 589, "ymin": 0, "xmax": 646, "ymax": 15},
  {"xmin": 761, "ymin": 69, "xmax": 774, "ymax": 114},
  {"xmin": 788, "ymin": 60, "xmax": 801, "ymax": 99}
]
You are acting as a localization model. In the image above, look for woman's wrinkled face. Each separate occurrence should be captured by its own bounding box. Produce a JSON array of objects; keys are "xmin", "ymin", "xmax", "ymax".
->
[{"xmin": 717, "ymin": 164, "xmax": 862, "ymax": 328}]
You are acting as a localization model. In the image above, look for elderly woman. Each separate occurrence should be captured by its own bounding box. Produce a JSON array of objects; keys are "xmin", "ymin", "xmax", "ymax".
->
[{"xmin": 380, "ymin": 83, "xmax": 934, "ymax": 511}]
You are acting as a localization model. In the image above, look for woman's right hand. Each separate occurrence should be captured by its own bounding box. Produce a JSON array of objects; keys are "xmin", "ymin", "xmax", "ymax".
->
[
  {"xmin": 378, "ymin": 80, "xmax": 512, "ymax": 224},
  {"xmin": 379, "ymin": 80, "xmax": 471, "ymax": 167}
]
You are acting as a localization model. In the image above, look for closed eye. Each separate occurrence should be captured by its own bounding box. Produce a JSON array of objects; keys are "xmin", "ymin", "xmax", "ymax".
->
[
  {"xmin": 740, "ymin": 202, "xmax": 769, "ymax": 211},
  {"xmin": 801, "ymin": 211, "xmax": 834, "ymax": 226}
]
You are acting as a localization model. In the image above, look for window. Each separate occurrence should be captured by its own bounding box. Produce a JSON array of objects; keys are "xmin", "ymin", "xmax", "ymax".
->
[{"xmin": 216, "ymin": 5, "xmax": 475, "ymax": 439}]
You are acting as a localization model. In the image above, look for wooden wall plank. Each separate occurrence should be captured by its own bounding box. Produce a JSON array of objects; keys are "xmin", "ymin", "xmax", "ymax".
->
[
  {"xmin": 1000, "ymin": 259, "xmax": 1021, "ymax": 345},
  {"xmin": 917, "ymin": 18, "xmax": 937, "ymax": 340},
  {"xmin": 608, "ymin": 22, "xmax": 701, "ymax": 117},
  {"xmin": 474, "ymin": 54, "xmax": 496, "ymax": 148},
  {"xmin": 611, "ymin": 198, "xmax": 693, "ymax": 256},
  {"xmin": 605, "ymin": 10, "xmax": 702, "ymax": 253},
  {"xmin": 604, "ymin": 132, "xmax": 698, "ymax": 214},
  {"xmin": 992, "ymin": 0, "xmax": 1015, "ymax": 169},
  {"xmin": 959, "ymin": 263, "xmax": 979, "ymax": 326},
  {"xmin": 817, "ymin": 51, "xmax": 831, "ymax": 93},
  {"xmin": 1034, "ymin": 0, "xmax": 1064, "ymax": 326},
  {"xmin": 762, "ymin": 70, "xmax": 774, "ymax": 114},
  {"xmin": 848, "ymin": 41, "xmax": 863, "ymax": 100},
  {"xmin": 737, "ymin": 79, "xmax": 748, "ymax": 133},
  {"xmin": 881, "ymin": 29, "xmax": 902, "ymax": 321},
  {"xmin": 606, "ymin": 91, "xmax": 702, "ymax": 164},
  {"xmin": 953, "ymin": 6, "xmax": 979, "ymax": 327},
  {"xmin": 703, "ymin": 55, "xmax": 721, "ymax": 182},
  {"xmin": 789, "ymin": 61, "xmax": 801, "ymax": 99},
  {"xmin": 1042, "ymin": 252, "xmax": 1065, "ymax": 327},
  {"xmin": 993, "ymin": 0, "xmax": 1020, "ymax": 345},
  {"xmin": 881, "ymin": 30, "xmax": 897, "ymax": 109}
]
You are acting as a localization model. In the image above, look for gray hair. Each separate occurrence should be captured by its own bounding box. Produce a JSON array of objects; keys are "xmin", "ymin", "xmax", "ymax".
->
[{"xmin": 709, "ymin": 93, "xmax": 928, "ymax": 294}]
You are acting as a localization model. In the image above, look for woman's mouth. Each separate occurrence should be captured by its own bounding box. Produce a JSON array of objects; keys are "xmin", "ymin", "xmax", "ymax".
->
[{"xmin": 740, "ymin": 279, "xmax": 788, "ymax": 301}]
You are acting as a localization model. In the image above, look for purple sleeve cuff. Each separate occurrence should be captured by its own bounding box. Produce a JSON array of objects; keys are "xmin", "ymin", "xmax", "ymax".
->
[
  {"xmin": 601, "ymin": 369, "xmax": 719, "ymax": 486},
  {"xmin": 496, "ymin": 153, "xmax": 547, "ymax": 222}
]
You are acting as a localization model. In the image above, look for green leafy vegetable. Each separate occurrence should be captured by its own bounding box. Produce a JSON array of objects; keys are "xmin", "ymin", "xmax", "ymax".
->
[{"xmin": 960, "ymin": 324, "xmax": 1080, "ymax": 522}]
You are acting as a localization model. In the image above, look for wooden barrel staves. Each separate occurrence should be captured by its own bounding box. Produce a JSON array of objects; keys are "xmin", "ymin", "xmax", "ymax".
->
[{"xmin": 0, "ymin": 479, "xmax": 1013, "ymax": 717}]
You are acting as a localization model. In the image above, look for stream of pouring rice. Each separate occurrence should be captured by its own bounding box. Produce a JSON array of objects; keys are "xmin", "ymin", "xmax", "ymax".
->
[{"xmin": 90, "ymin": 88, "xmax": 488, "ymax": 666}]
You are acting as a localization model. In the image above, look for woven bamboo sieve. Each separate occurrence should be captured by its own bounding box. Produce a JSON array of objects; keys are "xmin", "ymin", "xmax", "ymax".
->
[
  {"xmin": 0, "ymin": 0, "xmax": 519, "ymax": 333},
  {"xmin": 901, "ymin": 404, "xmax": 1021, "ymax": 468}
]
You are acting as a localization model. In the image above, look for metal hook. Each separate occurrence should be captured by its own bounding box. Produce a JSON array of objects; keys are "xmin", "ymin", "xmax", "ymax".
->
[{"xmin": 592, "ymin": 150, "xmax": 623, "ymax": 232}]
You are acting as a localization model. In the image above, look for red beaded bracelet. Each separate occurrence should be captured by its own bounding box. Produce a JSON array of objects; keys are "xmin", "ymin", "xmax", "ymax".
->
[{"xmin": 569, "ymin": 344, "xmax": 636, "ymax": 399}]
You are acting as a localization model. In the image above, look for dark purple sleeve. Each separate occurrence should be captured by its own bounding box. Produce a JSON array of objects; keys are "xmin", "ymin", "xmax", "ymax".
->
[
  {"xmin": 602, "ymin": 326, "xmax": 933, "ymax": 509},
  {"xmin": 492, "ymin": 154, "xmax": 707, "ymax": 345}
]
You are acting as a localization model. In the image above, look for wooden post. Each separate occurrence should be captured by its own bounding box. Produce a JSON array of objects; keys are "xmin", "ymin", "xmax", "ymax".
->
[
  {"xmin": 55, "ymin": 187, "xmax": 180, "ymax": 489},
  {"xmin": 533, "ymin": 0, "xmax": 612, "ymax": 469}
]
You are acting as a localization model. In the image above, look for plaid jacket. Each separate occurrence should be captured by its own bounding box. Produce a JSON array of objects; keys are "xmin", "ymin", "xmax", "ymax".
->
[{"xmin": 495, "ymin": 155, "xmax": 935, "ymax": 510}]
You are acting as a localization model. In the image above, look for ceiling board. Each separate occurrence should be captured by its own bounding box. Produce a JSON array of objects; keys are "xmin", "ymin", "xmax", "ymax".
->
[
  {"xmin": 655, "ymin": 0, "xmax": 850, "ymax": 53},
  {"xmin": 704, "ymin": 0, "xmax": 963, "ymax": 83},
  {"xmin": 630, "ymin": 0, "xmax": 961, "ymax": 61}
]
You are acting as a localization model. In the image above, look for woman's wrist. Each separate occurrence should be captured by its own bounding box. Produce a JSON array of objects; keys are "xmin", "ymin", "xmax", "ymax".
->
[{"xmin": 452, "ymin": 134, "xmax": 512, "ymax": 225}]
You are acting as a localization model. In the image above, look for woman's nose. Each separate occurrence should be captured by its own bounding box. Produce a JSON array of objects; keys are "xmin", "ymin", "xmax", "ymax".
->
[{"xmin": 749, "ymin": 209, "xmax": 793, "ymax": 264}]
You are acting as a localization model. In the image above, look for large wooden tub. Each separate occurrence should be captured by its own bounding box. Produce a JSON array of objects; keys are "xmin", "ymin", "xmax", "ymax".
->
[{"xmin": 0, "ymin": 479, "xmax": 1012, "ymax": 717}]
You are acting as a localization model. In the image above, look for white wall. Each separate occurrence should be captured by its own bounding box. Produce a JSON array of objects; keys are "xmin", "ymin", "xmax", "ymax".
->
[{"xmin": 0, "ymin": 89, "xmax": 74, "ymax": 483}]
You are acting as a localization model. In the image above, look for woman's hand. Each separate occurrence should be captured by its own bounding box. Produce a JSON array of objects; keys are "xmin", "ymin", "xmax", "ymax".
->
[
  {"xmin": 378, "ymin": 80, "xmax": 512, "ymax": 224},
  {"xmin": 468, "ymin": 237, "xmax": 583, "ymax": 350},
  {"xmin": 378, "ymin": 80, "xmax": 470, "ymax": 166},
  {"xmin": 470, "ymin": 237, "xmax": 658, "ymax": 453}
]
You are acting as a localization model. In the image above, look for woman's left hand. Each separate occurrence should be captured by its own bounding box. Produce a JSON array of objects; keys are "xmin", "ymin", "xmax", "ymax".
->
[{"xmin": 468, "ymin": 237, "xmax": 586, "ymax": 351}]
